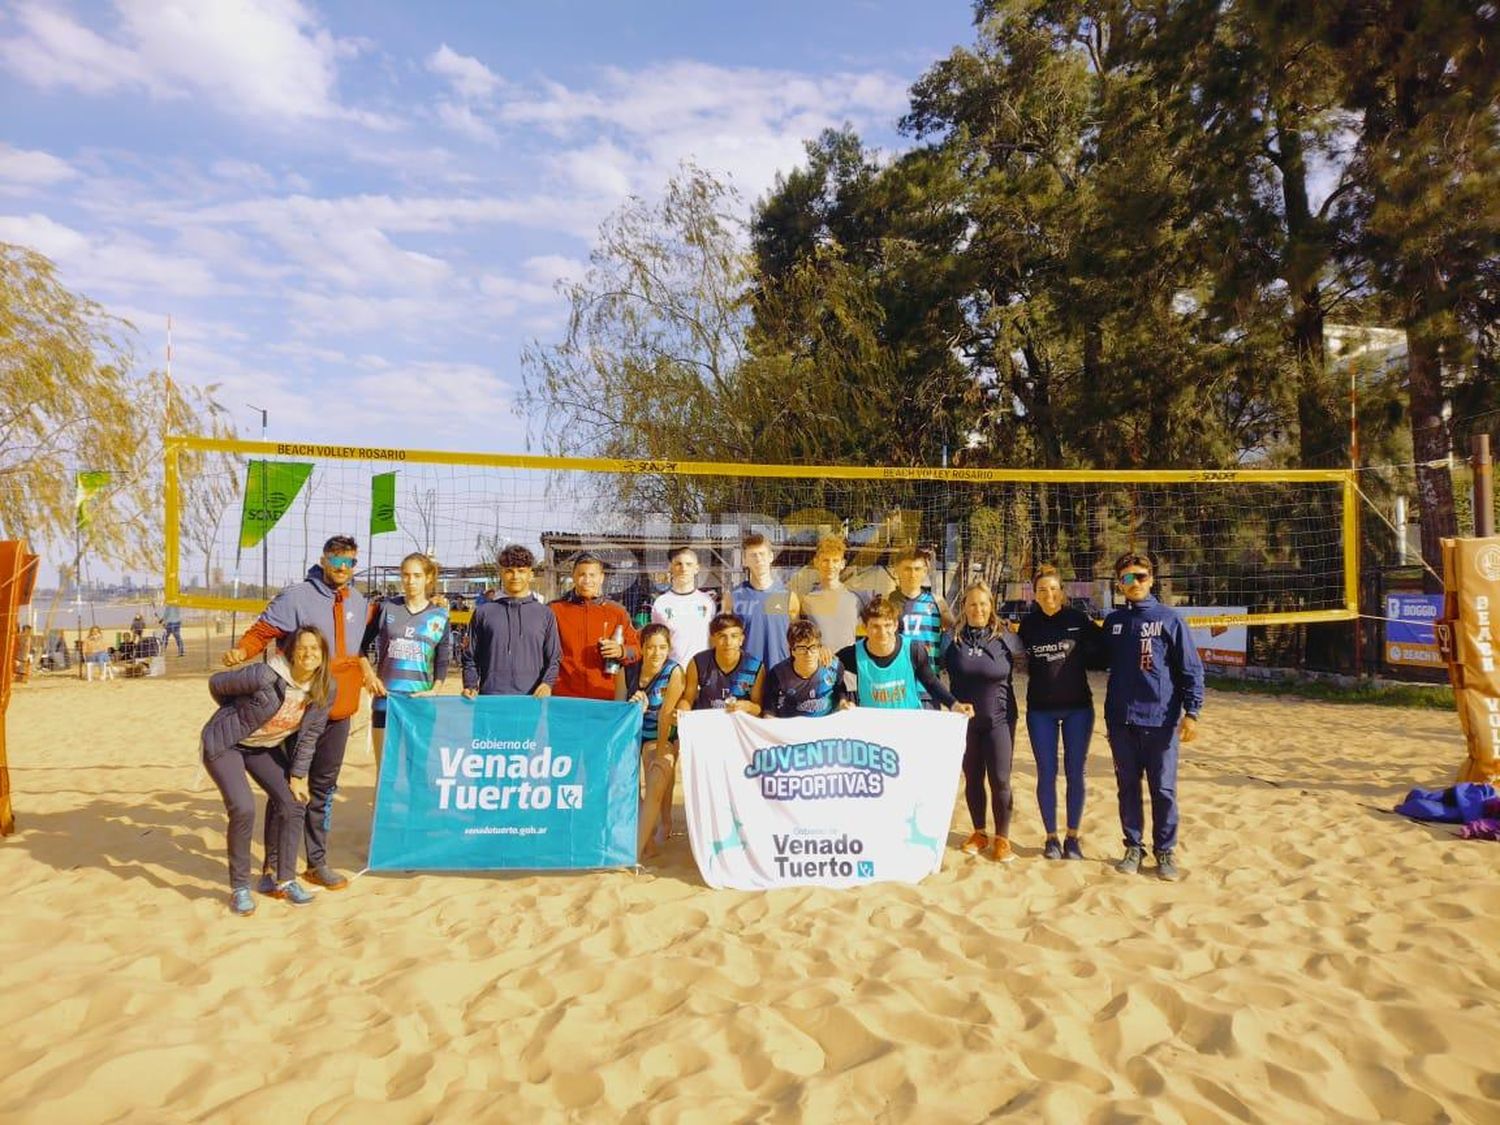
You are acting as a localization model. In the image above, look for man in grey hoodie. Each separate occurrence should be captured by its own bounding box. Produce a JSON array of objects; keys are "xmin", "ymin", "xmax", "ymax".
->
[
  {"xmin": 462, "ymin": 544, "xmax": 561, "ymax": 697},
  {"xmin": 223, "ymin": 533, "xmax": 371, "ymax": 891}
]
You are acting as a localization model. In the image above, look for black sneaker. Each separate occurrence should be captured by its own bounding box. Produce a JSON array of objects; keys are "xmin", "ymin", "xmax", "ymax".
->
[
  {"xmin": 1155, "ymin": 851, "xmax": 1180, "ymax": 881},
  {"xmin": 1043, "ymin": 836, "xmax": 1063, "ymax": 860},
  {"xmin": 1115, "ymin": 845, "xmax": 1145, "ymax": 875},
  {"xmin": 1062, "ymin": 836, "xmax": 1084, "ymax": 861}
]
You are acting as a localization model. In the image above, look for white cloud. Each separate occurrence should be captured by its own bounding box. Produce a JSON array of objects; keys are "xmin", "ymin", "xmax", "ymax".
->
[
  {"xmin": 0, "ymin": 144, "xmax": 77, "ymax": 190},
  {"xmin": 0, "ymin": 211, "xmax": 221, "ymax": 297},
  {"xmin": 0, "ymin": 3, "xmax": 149, "ymax": 94},
  {"xmin": 435, "ymin": 100, "xmax": 497, "ymax": 143},
  {"xmin": 427, "ymin": 44, "xmax": 502, "ymax": 101},
  {"xmin": 0, "ymin": 0, "xmax": 387, "ymax": 126},
  {"xmin": 497, "ymin": 60, "xmax": 909, "ymax": 201}
]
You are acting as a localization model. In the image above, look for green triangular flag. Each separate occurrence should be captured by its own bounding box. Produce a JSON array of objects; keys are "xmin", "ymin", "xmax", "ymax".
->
[
  {"xmin": 371, "ymin": 472, "xmax": 397, "ymax": 535},
  {"xmin": 239, "ymin": 461, "xmax": 313, "ymax": 549},
  {"xmin": 74, "ymin": 470, "xmax": 112, "ymax": 531}
]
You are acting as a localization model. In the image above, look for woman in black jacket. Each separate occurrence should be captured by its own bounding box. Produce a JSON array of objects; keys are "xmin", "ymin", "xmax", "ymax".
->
[
  {"xmin": 944, "ymin": 581, "xmax": 1022, "ymax": 863},
  {"xmin": 1017, "ymin": 566, "xmax": 1105, "ymax": 860},
  {"xmin": 202, "ymin": 626, "xmax": 332, "ymax": 915}
]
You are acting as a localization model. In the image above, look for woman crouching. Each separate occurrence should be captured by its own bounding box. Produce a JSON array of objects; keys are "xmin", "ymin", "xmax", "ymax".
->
[{"xmin": 202, "ymin": 626, "xmax": 332, "ymax": 915}]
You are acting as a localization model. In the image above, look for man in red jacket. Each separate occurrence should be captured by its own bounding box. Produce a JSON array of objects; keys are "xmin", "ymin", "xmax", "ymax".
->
[{"xmin": 549, "ymin": 552, "xmax": 639, "ymax": 699}]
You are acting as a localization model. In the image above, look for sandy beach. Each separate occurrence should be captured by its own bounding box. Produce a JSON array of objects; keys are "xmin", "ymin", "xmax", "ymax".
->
[{"xmin": 1, "ymin": 669, "xmax": 1496, "ymax": 1123}]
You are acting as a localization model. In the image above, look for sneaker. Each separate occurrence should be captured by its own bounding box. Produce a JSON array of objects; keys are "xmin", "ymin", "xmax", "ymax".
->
[
  {"xmin": 1062, "ymin": 836, "xmax": 1084, "ymax": 861},
  {"xmin": 302, "ymin": 864, "xmax": 349, "ymax": 891},
  {"xmin": 1155, "ymin": 851, "xmax": 1180, "ymax": 882},
  {"xmin": 1042, "ymin": 836, "xmax": 1063, "ymax": 860},
  {"xmin": 255, "ymin": 872, "xmax": 278, "ymax": 895},
  {"xmin": 273, "ymin": 879, "xmax": 316, "ymax": 905},
  {"xmin": 229, "ymin": 887, "xmax": 256, "ymax": 916},
  {"xmin": 991, "ymin": 837, "xmax": 1016, "ymax": 863},
  {"xmin": 1115, "ymin": 845, "xmax": 1145, "ymax": 875},
  {"xmin": 960, "ymin": 830, "xmax": 989, "ymax": 856}
]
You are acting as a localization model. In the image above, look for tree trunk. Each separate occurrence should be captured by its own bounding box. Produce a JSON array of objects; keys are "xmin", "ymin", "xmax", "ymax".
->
[{"xmin": 1408, "ymin": 318, "xmax": 1457, "ymax": 593}]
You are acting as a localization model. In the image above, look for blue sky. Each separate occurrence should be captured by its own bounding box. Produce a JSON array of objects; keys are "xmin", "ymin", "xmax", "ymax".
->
[{"xmin": 2, "ymin": 0, "xmax": 977, "ymax": 454}]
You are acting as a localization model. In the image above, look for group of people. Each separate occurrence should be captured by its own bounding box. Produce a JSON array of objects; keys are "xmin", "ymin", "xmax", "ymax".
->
[{"xmin": 199, "ymin": 531, "xmax": 1204, "ymax": 916}]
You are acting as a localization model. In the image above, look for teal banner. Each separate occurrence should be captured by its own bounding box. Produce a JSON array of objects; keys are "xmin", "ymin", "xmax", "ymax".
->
[{"xmin": 369, "ymin": 695, "xmax": 641, "ymax": 870}]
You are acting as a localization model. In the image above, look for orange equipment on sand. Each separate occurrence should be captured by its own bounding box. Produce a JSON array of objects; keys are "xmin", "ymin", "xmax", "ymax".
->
[{"xmin": 1437, "ymin": 536, "xmax": 1500, "ymax": 785}]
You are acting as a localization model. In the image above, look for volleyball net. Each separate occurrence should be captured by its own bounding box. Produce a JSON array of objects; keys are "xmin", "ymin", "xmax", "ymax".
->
[{"xmin": 163, "ymin": 435, "xmax": 1357, "ymax": 628}]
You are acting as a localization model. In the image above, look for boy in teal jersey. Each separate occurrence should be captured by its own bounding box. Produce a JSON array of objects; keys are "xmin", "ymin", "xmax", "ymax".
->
[{"xmin": 891, "ymin": 546, "xmax": 952, "ymax": 707}]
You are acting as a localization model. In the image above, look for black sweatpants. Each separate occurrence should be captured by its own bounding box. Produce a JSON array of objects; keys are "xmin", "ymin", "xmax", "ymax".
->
[
  {"xmin": 963, "ymin": 717, "xmax": 1017, "ymax": 838},
  {"xmin": 265, "ymin": 715, "xmax": 350, "ymax": 871},
  {"xmin": 204, "ymin": 743, "xmax": 305, "ymax": 890}
]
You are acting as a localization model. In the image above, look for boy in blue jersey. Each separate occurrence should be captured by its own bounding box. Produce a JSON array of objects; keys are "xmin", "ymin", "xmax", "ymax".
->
[
  {"xmin": 891, "ymin": 546, "xmax": 952, "ymax": 708},
  {"xmin": 731, "ymin": 533, "xmax": 800, "ymax": 673},
  {"xmin": 1103, "ymin": 552, "xmax": 1204, "ymax": 882},
  {"xmin": 767, "ymin": 618, "xmax": 845, "ymax": 717}
]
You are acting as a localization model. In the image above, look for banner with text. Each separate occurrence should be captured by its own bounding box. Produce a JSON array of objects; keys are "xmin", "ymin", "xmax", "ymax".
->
[
  {"xmin": 369, "ymin": 695, "xmax": 641, "ymax": 871},
  {"xmin": 1385, "ymin": 593, "xmax": 1443, "ymax": 668},
  {"xmin": 679, "ymin": 709, "xmax": 967, "ymax": 891},
  {"xmin": 1180, "ymin": 606, "xmax": 1249, "ymax": 667}
]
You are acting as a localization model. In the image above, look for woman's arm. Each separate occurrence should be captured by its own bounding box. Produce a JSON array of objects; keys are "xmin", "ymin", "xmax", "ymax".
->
[
  {"xmin": 677, "ymin": 659, "xmax": 700, "ymax": 713},
  {"xmin": 912, "ymin": 643, "xmax": 958, "ymax": 708},
  {"xmin": 659, "ymin": 666, "xmax": 686, "ymax": 740},
  {"xmin": 208, "ymin": 663, "xmax": 272, "ymax": 705}
]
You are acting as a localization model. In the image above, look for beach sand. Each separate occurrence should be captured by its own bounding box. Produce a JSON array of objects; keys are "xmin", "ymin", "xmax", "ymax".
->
[{"xmin": 2, "ymin": 671, "xmax": 1496, "ymax": 1123}]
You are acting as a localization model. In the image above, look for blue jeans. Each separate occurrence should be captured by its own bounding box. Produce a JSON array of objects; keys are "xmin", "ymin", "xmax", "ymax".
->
[
  {"xmin": 1026, "ymin": 707, "xmax": 1093, "ymax": 834},
  {"xmin": 1106, "ymin": 721, "xmax": 1180, "ymax": 854}
]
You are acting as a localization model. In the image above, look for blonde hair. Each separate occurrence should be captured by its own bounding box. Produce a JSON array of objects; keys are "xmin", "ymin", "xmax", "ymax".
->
[
  {"xmin": 814, "ymin": 535, "xmax": 847, "ymax": 558},
  {"xmin": 951, "ymin": 580, "xmax": 1002, "ymax": 641}
]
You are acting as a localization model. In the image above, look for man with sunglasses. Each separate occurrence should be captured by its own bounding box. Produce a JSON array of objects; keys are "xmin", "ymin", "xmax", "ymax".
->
[
  {"xmin": 1102, "ymin": 552, "xmax": 1204, "ymax": 882},
  {"xmin": 223, "ymin": 534, "xmax": 372, "ymax": 892}
]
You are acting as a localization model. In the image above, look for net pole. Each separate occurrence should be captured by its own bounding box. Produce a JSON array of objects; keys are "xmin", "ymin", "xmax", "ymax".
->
[{"xmin": 1474, "ymin": 433, "xmax": 1494, "ymax": 537}]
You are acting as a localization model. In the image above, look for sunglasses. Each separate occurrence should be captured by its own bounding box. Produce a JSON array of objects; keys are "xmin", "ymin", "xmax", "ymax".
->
[
  {"xmin": 326, "ymin": 555, "xmax": 357, "ymax": 569},
  {"xmin": 1119, "ymin": 572, "xmax": 1151, "ymax": 585}
]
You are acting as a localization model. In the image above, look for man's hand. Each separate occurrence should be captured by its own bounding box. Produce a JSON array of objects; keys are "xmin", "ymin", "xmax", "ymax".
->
[
  {"xmin": 598, "ymin": 637, "xmax": 625, "ymax": 660},
  {"xmin": 533, "ymin": 683, "xmax": 552, "ymax": 698},
  {"xmin": 289, "ymin": 776, "xmax": 311, "ymax": 803},
  {"xmin": 222, "ymin": 646, "xmax": 247, "ymax": 667},
  {"xmin": 1180, "ymin": 715, "xmax": 1198, "ymax": 744},
  {"xmin": 462, "ymin": 687, "xmax": 478, "ymax": 700},
  {"xmin": 952, "ymin": 702, "xmax": 975, "ymax": 718},
  {"xmin": 838, "ymin": 699, "xmax": 856, "ymax": 711}
]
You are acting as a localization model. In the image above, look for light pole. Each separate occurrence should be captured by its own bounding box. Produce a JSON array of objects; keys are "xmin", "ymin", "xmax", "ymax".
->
[{"xmin": 248, "ymin": 404, "xmax": 268, "ymax": 598}]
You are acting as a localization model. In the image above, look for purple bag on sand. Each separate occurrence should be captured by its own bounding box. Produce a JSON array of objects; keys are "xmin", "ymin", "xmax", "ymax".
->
[
  {"xmin": 1394, "ymin": 783, "xmax": 1497, "ymax": 823},
  {"xmin": 1459, "ymin": 819, "xmax": 1500, "ymax": 841}
]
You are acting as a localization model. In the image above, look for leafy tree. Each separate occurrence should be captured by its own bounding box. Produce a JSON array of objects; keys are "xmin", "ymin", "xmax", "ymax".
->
[
  {"xmin": 1327, "ymin": 0, "xmax": 1499, "ymax": 583},
  {"xmin": 1, "ymin": 242, "xmax": 229, "ymax": 576}
]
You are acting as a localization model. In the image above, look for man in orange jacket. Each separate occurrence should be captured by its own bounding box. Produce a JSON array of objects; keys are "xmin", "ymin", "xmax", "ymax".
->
[
  {"xmin": 549, "ymin": 552, "xmax": 640, "ymax": 699},
  {"xmin": 222, "ymin": 534, "xmax": 374, "ymax": 891}
]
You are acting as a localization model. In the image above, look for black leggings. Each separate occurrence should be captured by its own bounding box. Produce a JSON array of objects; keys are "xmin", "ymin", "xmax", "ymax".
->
[{"xmin": 963, "ymin": 718, "xmax": 1016, "ymax": 838}]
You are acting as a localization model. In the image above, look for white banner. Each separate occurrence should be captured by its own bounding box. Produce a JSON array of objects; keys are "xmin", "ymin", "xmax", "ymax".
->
[
  {"xmin": 1180, "ymin": 605, "xmax": 1249, "ymax": 667},
  {"xmin": 679, "ymin": 709, "xmax": 967, "ymax": 890}
]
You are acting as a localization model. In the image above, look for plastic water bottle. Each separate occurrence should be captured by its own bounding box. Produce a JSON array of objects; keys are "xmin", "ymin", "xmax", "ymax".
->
[{"xmin": 602, "ymin": 624, "xmax": 623, "ymax": 676}]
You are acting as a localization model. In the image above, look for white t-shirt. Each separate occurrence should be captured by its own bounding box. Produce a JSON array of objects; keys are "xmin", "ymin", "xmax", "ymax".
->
[{"xmin": 652, "ymin": 588, "xmax": 717, "ymax": 667}]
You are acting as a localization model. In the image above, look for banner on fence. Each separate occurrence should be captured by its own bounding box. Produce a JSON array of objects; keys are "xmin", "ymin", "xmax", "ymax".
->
[
  {"xmin": 368, "ymin": 694, "xmax": 641, "ymax": 871},
  {"xmin": 678, "ymin": 708, "xmax": 967, "ymax": 891},
  {"xmin": 1385, "ymin": 593, "xmax": 1444, "ymax": 667},
  {"xmin": 1179, "ymin": 606, "xmax": 1249, "ymax": 667}
]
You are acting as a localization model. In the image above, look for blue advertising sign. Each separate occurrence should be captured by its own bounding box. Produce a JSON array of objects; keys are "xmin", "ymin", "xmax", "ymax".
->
[
  {"xmin": 369, "ymin": 695, "xmax": 641, "ymax": 871},
  {"xmin": 1385, "ymin": 594, "xmax": 1444, "ymax": 668}
]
